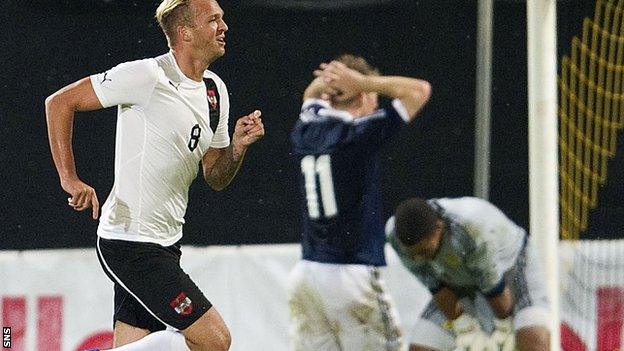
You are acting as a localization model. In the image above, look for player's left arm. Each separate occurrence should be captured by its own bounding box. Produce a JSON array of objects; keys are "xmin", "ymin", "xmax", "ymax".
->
[
  {"xmin": 470, "ymin": 242, "xmax": 515, "ymax": 319},
  {"xmin": 463, "ymin": 198, "xmax": 519, "ymax": 317},
  {"xmin": 202, "ymin": 110, "xmax": 264, "ymax": 191},
  {"xmin": 485, "ymin": 284, "xmax": 516, "ymax": 350}
]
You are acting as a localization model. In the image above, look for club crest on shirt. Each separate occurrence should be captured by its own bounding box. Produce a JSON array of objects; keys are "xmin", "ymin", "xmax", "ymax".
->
[
  {"xmin": 169, "ymin": 292, "xmax": 193, "ymax": 316},
  {"xmin": 207, "ymin": 89, "xmax": 218, "ymax": 110}
]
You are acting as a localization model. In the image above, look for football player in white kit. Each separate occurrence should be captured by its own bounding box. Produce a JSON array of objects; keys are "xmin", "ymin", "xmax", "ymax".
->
[
  {"xmin": 386, "ymin": 197, "xmax": 550, "ymax": 351},
  {"xmin": 44, "ymin": 1, "xmax": 264, "ymax": 350}
]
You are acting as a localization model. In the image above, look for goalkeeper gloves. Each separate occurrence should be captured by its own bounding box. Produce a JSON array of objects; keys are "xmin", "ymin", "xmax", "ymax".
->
[
  {"xmin": 446, "ymin": 313, "xmax": 489, "ymax": 351},
  {"xmin": 485, "ymin": 317, "xmax": 515, "ymax": 351}
]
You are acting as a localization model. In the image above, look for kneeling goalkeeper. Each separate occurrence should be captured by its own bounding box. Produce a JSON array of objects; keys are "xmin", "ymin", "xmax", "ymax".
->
[{"xmin": 386, "ymin": 197, "xmax": 551, "ymax": 351}]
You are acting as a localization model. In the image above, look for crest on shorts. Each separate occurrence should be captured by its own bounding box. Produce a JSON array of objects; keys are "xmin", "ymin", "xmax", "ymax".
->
[
  {"xmin": 169, "ymin": 292, "xmax": 193, "ymax": 316},
  {"xmin": 207, "ymin": 89, "xmax": 218, "ymax": 110}
]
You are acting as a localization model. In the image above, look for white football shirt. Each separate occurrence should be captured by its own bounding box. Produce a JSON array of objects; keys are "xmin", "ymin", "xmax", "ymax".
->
[{"xmin": 90, "ymin": 52, "xmax": 230, "ymax": 246}]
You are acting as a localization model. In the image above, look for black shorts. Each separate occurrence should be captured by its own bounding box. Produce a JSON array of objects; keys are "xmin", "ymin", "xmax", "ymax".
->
[{"xmin": 96, "ymin": 237, "xmax": 212, "ymax": 332}]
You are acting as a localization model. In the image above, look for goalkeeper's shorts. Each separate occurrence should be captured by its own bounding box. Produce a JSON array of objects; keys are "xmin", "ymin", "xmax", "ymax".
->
[{"xmin": 408, "ymin": 238, "xmax": 551, "ymax": 350}]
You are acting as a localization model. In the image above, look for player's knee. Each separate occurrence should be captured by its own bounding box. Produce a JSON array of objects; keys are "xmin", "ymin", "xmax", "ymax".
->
[
  {"xmin": 184, "ymin": 311, "xmax": 231, "ymax": 351},
  {"xmin": 186, "ymin": 328, "xmax": 231, "ymax": 351},
  {"xmin": 203, "ymin": 330, "xmax": 231, "ymax": 351},
  {"xmin": 213, "ymin": 327, "xmax": 231, "ymax": 351}
]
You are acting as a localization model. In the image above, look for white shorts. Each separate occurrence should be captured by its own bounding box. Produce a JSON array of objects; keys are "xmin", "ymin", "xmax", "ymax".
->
[
  {"xmin": 287, "ymin": 260, "xmax": 404, "ymax": 351},
  {"xmin": 409, "ymin": 239, "xmax": 551, "ymax": 351}
]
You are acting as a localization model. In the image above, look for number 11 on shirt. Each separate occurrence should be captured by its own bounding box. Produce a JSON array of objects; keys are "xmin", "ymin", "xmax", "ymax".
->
[{"xmin": 300, "ymin": 155, "xmax": 337, "ymax": 219}]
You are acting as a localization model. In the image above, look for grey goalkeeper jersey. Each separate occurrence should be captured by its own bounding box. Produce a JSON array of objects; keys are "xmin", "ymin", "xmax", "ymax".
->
[{"xmin": 386, "ymin": 197, "xmax": 526, "ymax": 295}]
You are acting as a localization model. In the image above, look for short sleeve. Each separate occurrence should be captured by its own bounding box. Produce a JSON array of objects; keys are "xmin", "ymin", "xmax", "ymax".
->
[
  {"xmin": 89, "ymin": 58, "xmax": 159, "ymax": 108},
  {"xmin": 209, "ymin": 78, "xmax": 230, "ymax": 148},
  {"xmin": 391, "ymin": 99, "xmax": 410, "ymax": 123}
]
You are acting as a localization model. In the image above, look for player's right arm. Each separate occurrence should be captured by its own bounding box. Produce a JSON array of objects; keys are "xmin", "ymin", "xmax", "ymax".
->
[
  {"xmin": 45, "ymin": 78, "xmax": 103, "ymax": 219},
  {"xmin": 46, "ymin": 58, "xmax": 158, "ymax": 220},
  {"xmin": 316, "ymin": 60, "xmax": 431, "ymax": 120}
]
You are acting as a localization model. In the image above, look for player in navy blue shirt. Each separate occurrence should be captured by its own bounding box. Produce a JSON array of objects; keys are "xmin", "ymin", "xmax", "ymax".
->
[{"xmin": 287, "ymin": 55, "xmax": 431, "ymax": 351}]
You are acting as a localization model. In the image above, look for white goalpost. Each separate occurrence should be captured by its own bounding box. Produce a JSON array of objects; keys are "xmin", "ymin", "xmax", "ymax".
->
[
  {"xmin": 474, "ymin": 1, "xmax": 560, "ymax": 348},
  {"xmin": 527, "ymin": 1, "xmax": 560, "ymax": 350}
]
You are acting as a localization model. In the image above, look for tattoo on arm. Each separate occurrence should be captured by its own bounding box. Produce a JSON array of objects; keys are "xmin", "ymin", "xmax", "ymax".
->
[{"xmin": 205, "ymin": 144, "xmax": 245, "ymax": 191}]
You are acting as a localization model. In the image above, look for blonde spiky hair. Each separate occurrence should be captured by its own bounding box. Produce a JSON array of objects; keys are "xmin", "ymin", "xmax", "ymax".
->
[{"xmin": 155, "ymin": 0, "xmax": 195, "ymax": 46}]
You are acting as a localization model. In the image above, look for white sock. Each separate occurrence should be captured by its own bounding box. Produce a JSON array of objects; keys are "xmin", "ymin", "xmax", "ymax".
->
[{"xmin": 104, "ymin": 330, "xmax": 190, "ymax": 351}]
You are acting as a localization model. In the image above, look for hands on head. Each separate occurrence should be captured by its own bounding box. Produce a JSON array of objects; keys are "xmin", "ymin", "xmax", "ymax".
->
[{"xmin": 313, "ymin": 60, "xmax": 366, "ymax": 103}]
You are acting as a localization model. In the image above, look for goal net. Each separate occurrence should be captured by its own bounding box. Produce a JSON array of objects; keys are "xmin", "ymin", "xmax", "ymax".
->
[{"xmin": 558, "ymin": 1, "xmax": 624, "ymax": 349}]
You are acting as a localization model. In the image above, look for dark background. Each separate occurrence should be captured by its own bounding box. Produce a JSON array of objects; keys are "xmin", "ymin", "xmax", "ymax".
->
[{"xmin": 0, "ymin": 0, "xmax": 618, "ymax": 250}]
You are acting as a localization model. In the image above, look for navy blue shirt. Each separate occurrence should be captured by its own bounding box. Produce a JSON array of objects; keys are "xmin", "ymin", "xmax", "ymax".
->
[{"xmin": 291, "ymin": 98, "xmax": 407, "ymax": 266}]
